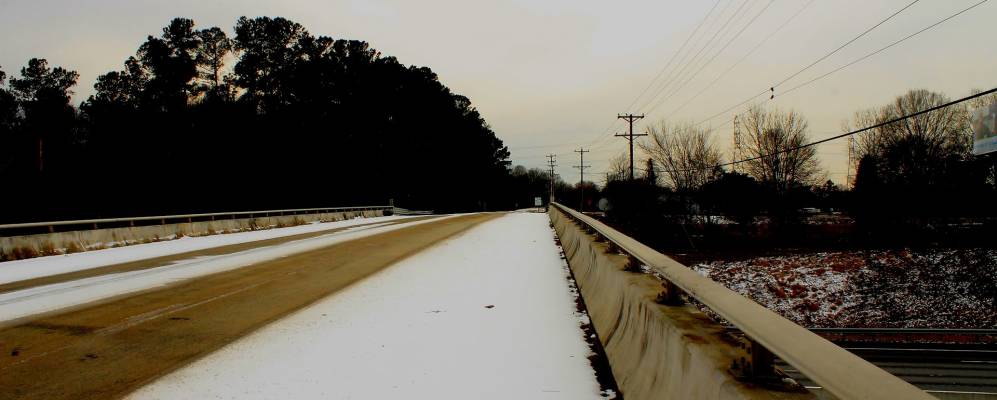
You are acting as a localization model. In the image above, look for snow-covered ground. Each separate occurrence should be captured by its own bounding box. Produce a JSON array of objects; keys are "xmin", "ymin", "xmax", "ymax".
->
[
  {"xmin": 0, "ymin": 215, "xmax": 415, "ymax": 285},
  {"xmin": 0, "ymin": 216, "xmax": 451, "ymax": 323},
  {"xmin": 693, "ymin": 248, "xmax": 997, "ymax": 328},
  {"xmin": 129, "ymin": 213, "xmax": 609, "ymax": 400}
]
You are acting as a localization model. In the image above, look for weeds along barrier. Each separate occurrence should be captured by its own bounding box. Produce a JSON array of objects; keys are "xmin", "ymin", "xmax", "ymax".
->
[
  {"xmin": 0, "ymin": 206, "xmax": 392, "ymax": 261},
  {"xmin": 549, "ymin": 203, "xmax": 934, "ymax": 400}
]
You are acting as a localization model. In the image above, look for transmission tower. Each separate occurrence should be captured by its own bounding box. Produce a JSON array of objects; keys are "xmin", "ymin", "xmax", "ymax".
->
[
  {"xmin": 847, "ymin": 136, "xmax": 857, "ymax": 188},
  {"xmin": 546, "ymin": 154, "xmax": 557, "ymax": 205},
  {"xmin": 732, "ymin": 115, "xmax": 743, "ymax": 174}
]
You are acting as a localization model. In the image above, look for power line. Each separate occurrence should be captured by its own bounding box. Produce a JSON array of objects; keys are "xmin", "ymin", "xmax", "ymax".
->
[
  {"xmin": 646, "ymin": 0, "xmax": 775, "ymax": 118},
  {"xmin": 695, "ymin": 89, "xmax": 769, "ymax": 126},
  {"xmin": 773, "ymin": 0, "xmax": 921, "ymax": 90},
  {"xmin": 580, "ymin": 2, "xmax": 722, "ymax": 152},
  {"xmin": 623, "ymin": 0, "xmax": 722, "ymax": 116},
  {"xmin": 631, "ymin": 0, "xmax": 736, "ymax": 118},
  {"xmin": 525, "ymin": 0, "xmax": 985, "ymax": 162},
  {"xmin": 774, "ymin": 0, "xmax": 990, "ymax": 100},
  {"xmin": 664, "ymin": 0, "xmax": 814, "ymax": 119},
  {"xmin": 695, "ymin": 0, "xmax": 927, "ymax": 127},
  {"xmin": 588, "ymin": 0, "xmax": 742, "ymax": 151},
  {"xmin": 674, "ymin": 87, "xmax": 997, "ymax": 174},
  {"xmin": 636, "ymin": 0, "xmax": 750, "ymax": 114}
]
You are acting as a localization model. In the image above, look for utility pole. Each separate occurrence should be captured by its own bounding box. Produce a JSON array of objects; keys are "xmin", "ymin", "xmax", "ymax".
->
[
  {"xmin": 573, "ymin": 148, "xmax": 590, "ymax": 212},
  {"xmin": 546, "ymin": 154, "xmax": 557, "ymax": 205},
  {"xmin": 616, "ymin": 114, "xmax": 646, "ymax": 180}
]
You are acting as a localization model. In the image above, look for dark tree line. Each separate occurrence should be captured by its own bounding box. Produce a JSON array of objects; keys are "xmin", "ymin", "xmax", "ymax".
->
[{"xmin": 0, "ymin": 17, "xmax": 513, "ymax": 223}]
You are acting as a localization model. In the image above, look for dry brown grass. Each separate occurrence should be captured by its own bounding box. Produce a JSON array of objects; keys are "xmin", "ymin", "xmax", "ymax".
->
[
  {"xmin": 37, "ymin": 241, "xmax": 58, "ymax": 256},
  {"xmin": 5, "ymin": 246, "xmax": 40, "ymax": 261},
  {"xmin": 65, "ymin": 242, "xmax": 85, "ymax": 254}
]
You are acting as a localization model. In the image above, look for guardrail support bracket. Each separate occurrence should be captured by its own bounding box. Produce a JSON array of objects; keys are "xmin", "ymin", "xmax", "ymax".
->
[
  {"xmin": 731, "ymin": 339, "xmax": 778, "ymax": 383},
  {"xmin": 657, "ymin": 280, "xmax": 683, "ymax": 305}
]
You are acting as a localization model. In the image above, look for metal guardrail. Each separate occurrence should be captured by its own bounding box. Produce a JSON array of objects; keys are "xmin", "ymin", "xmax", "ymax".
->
[
  {"xmin": 0, "ymin": 206, "xmax": 393, "ymax": 234},
  {"xmin": 551, "ymin": 202, "xmax": 935, "ymax": 400}
]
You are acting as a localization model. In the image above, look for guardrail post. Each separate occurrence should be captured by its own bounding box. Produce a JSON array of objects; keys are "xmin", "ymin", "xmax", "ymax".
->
[
  {"xmin": 657, "ymin": 280, "xmax": 684, "ymax": 305},
  {"xmin": 749, "ymin": 340, "xmax": 776, "ymax": 378},
  {"xmin": 48, "ymin": 225, "xmax": 54, "ymax": 233},
  {"xmin": 731, "ymin": 339, "xmax": 777, "ymax": 382}
]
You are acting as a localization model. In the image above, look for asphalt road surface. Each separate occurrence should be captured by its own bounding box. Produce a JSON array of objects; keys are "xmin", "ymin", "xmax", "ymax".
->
[{"xmin": 0, "ymin": 213, "xmax": 497, "ymax": 400}]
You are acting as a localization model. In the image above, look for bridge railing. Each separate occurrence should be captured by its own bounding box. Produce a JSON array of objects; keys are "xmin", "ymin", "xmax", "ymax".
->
[
  {"xmin": 0, "ymin": 206, "xmax": 393, "ymax": 236},
  {"xmin": 551, "ymin": 202, "xmax": 934, "ymax": 400}
]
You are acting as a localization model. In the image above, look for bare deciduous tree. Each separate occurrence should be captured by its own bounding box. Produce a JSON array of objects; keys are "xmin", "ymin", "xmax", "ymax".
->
[
  {"xmin": 737, "ymin": 105, "xmax": 823, "ymax": 193},
  {"xmin": 968, "ymin": 88, "xmax": 997, "ymax": 110},
  {"xmin": 605, "ymin": 152, "xmax": 629, "ymax": 183},
  {"xmin": 846, "ymin": 89, "xmax": 971, "ymax": 186},
  {"xmin": 640, "ymin": 121, "xmax": 722, "ymax": 192}
]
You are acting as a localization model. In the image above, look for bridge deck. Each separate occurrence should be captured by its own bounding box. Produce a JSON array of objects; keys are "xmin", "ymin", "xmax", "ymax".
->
[
  {"xmin": 129, "ymin": 212, "xmax": 607, "ymax": 399},
  {"xmin": 0, "ymin": 212, "xmax": 607, "ymax": 399}
]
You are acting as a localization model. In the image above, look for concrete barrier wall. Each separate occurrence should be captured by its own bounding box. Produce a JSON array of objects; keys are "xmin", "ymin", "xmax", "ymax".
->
[
  {"xmin": 1, "ymin": 210, "xmax": 384, "ymax": 257},
  {"xmin": 549, "ymin": 208, "xmax": 814, "ymax": 400}
]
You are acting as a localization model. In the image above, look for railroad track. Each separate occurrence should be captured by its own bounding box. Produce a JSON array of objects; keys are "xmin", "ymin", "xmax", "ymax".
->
[{"xmin": 777, "ymin": 329, "xmax": 997, "ymax": 399}]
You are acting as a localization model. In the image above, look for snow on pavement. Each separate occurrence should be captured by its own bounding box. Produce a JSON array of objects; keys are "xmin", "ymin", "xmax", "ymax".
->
[
  {"xmin": 0, "ymin": 216, "xmax": 454, "ymax": 323},
  {"xmin": 0, "ymin": 215, "xmax": 416, "ymax": 285},
  {"xmin": 129, "ymin": 212, "xmax": 607, "ymax": 400}
]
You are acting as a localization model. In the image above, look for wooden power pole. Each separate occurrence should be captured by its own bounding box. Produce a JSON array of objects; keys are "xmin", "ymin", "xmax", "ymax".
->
[
  {"xmin": 573, "ymin": 148, "xmax": 590, "ymax": 212},
  {"xmin": 616, "ymin": 114, "xmax": 646, "ymax": 180}
]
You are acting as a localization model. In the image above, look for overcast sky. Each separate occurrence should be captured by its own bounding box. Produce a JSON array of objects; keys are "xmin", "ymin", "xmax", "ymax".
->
[{"xmin": 1, "ymin": 0, "xmax": 994, "ymax": 184}]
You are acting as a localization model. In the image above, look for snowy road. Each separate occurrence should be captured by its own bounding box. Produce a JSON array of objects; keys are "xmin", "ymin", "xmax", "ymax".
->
[
  {"xmin": 129, "ymin": 212, "xmax": 607, "ymax": 399},
  {"xmin": 0, "ymin": 215, "xmax": 418, "ymax": 286},
  {"xmin": 0, "ymin": 216, "xmax": 444, "ymax": 323},
  {"xmin": 0, "ymin": 212, "xmax": 608, "ymax": 399}
]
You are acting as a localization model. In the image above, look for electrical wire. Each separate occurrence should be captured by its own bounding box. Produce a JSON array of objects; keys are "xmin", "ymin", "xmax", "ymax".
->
[
  {"xmin": 673, "ymin": 87, "xmax": 996, "ymax": 174},
  {"xmin": 663, "ymin": 0, "xmax": 815, "ymax": 119},
  {"xmin": 695, "ymin": 0, "xmax": 927, "ymax": 127},
  {"xmin": 774, "ymin": 0, "xmax": 990, "ymax": 99},
  {"xmin": 624, "ymin": 0, "xmax": 722, "ymax": 115},
  {"xmin": 636, "ymin": 0, "xmax": 750, "ymax": 114},
  {"xmin": 581, "ymin": 1, "xmax": 723, "ymax": 150},
  {"xmin": 645, "ymin": 0, "xmax": 775, "ymax": 118},
  {"xmin": 772, "ymin": 0, "xmax": 921, "ymax": 89}
]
